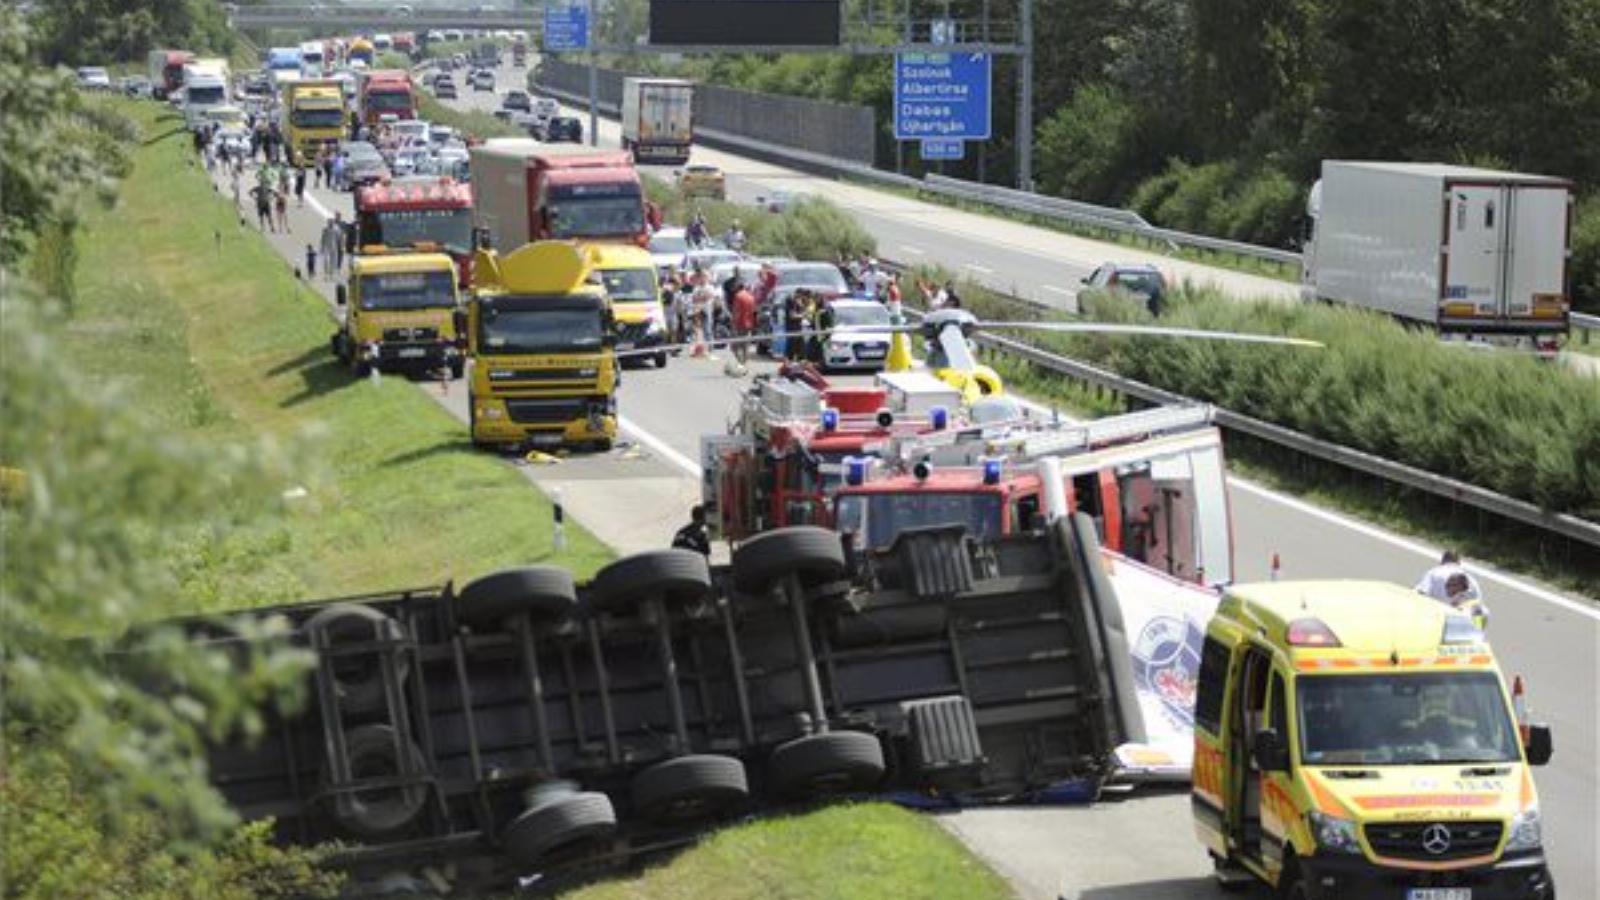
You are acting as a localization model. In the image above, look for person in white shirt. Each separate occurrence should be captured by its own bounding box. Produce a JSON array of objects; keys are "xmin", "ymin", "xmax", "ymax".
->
[{"xmin": 1414, "ymin": 550, "xmax": 1484, "ymax": 601}]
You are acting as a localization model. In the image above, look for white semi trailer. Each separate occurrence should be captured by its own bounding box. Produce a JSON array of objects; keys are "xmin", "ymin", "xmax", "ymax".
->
[
  {"xmin": 1302, "ymin": 161, "xmax": 1572, "ymax": 349},
  {"xmin": 621, "ymin": 77, "xmax": 694, "ymax": 166}
]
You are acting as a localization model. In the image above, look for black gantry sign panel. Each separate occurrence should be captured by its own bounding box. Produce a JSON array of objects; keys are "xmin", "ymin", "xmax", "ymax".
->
[{"xmin": 649, "ymin": 0, "xmax": 842, "ymax": 46}]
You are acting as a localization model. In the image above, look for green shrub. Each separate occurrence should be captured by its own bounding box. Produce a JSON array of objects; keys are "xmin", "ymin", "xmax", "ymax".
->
[
  {"xmin": 645, "ymin": 175, "xmax": 875, "ymax": 261},
  {"xmin": 1034, "ymin": 83, "xmax": 1138, "ymax": 204},
  {"xmin": 1131, "ymin": 159, "xmax": 1303, "ymax": 248}
]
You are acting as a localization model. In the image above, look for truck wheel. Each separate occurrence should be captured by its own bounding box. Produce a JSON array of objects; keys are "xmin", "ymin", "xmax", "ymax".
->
[
  {"xmin": 449, "ymin": 358, "xmax": 465, "ymax": 380},
  {"xmin": 303, "ymin": 604, "xmax": 409, "ymax": 714},
  {"xmin": 655, "ymin": 351, "xmax": 668, "ymax": 369},
  {"xmin": 501, "ymin": 790, "xmax": 616, "ymax": 866},
  {"xmin": 332, "ymin": 724, "xmax": 429, "ymax": 837},
  {"xmin": 457, "ymin": 566, "xmax": 576, "ymax": 630},
  {"xmin": 588, "ymin": 550, "xmax": 711, "ymax": 613},
  {"xmin": 351, "ymin": 355, "xmax": 371, "ymax": 378},
  {"xmin": 769, "ymin": 731, "xmax": 885, "ymax": 798},
  {"xmin": 330, "ymin": 332, "xmax": 343, "ymax": 359},
  {"xmin": 732, "ymin": 526, "xmax": 845, "ymax": 594},
  {"xmin": 630, "ymin": 754, "xmax": 748, "ymax": 823}
]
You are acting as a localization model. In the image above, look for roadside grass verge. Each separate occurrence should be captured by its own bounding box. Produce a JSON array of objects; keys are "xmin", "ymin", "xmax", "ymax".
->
[
  {"xmin": 68, "ymin": 99, "xmax": 611, "ymax": 610},
  {"xmin": 416, "ymin": 91, "xmax": 524, "ymax": 140},
  {"xmin": 559, "ymin": 803, "xmax": 1013, "ymax": 900}
]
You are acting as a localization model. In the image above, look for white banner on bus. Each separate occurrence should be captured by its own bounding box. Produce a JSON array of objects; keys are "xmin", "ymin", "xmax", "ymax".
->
[{"xmin": 1103, "ymin": 554, "xmax": 1221, "ymax": 782}]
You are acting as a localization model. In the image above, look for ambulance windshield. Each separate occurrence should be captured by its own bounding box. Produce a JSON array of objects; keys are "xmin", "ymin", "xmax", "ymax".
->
[{"xmin": 1297, "ymin": 671, "xmax": 1520, "ymax": 766}]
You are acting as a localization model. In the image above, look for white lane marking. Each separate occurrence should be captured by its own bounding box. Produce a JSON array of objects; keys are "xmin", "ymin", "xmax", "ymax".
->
[
  {"xmin": 305, "ymin": 191, "xmax": 335, "ymax": 221},
  {"xmin": 964, "ymin": 263, "xmax": 994, "ymax": 274},
  {"xmin": 899, "ymin": 245, "xmax": 925, "ymax": 256},
  {"xmin": 1228, "ymin": 477, "xmax": 1599, "ymax": 618},
  {"xmin": 1042, "ymin": 285, "xmax": 1076, "ymax": 296},
  {"xmin": 618, "ymin": 414, "xmax": 702, "ymax": 478}
]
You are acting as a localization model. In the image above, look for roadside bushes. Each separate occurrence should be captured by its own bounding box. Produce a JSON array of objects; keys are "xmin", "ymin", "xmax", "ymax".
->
[
  {"xmin": 645, "ymin": 175, "xmax": 876, "ymax": 261},
  {"xmin": 952, "ymin": 282, "xmax": 1600, "ymax": 518},
  {"xmin": 1034, "ymin": 84, "xmax": 1140, "ymax": 204},
  {"xmin": 1130, "ymin": 160, "xmax": 1302, "ymax": 248}
]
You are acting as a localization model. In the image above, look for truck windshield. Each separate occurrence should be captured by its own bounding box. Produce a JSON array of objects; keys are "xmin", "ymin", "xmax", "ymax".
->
[
  {"xmin": 1297, "ymin": 672, "xmax": 1520, "ymax": 766},
  {"xmin": 365, "ymin": 208, "xmax": 474, "ymax": 255},
  {"xmin": 834, "ymin": 492, "xmax": 1003, "ymax": 549},
  {"xmin": 292, "ymin": 107, "xmax": 345, "ymax": 128},
  {"xmin": 479, "ymin": 300, "xmax": 604, "ymax": 355},
  {"xmin": 187, "ymin": 85, "xmax": 226, "ymax": 105},
  {"xmin": 548, "ymin": 198, "xmax": 646, "ymax": 239},
  {"xmin": 368, "ymin": 91, "xmax": 412, "ymax": 112},
  {"xmin": 600, "ymin": 268, "xmax": 656, "ymax": 302},
  {"xmin": 358, "ymin": 270, "xmax": 456, "ymax": 310}
]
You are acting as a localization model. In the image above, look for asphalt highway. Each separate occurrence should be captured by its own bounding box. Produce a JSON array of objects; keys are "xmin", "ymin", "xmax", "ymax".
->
[{"xmin": 209, "ymin": 68, "xmax": 1598, "ymax": 897}]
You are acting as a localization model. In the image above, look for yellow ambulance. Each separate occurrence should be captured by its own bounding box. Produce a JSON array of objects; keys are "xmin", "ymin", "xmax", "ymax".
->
[{"xmin": 1192, "ymin": 581, "xmax": 1554, "ymax": 900}]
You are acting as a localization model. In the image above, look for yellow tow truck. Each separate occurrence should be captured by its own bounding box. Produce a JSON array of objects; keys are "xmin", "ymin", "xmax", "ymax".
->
[
  {"xmin": 333, "ymin": 252, "xmax": 465, "ymax": 378},
  {"xmin": 467, "ymin": 241, "xmax": 618, "ymax": 451}
]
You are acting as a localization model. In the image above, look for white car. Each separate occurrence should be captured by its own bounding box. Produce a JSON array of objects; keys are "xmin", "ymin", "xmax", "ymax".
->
[
  {"xmin": 427, "ymin": 125, "xmax": 457, "ymax": 149},
  {"xmin": 75, "ymin": 66, "xmax": 112, "ymax": 90},
  {"xmin": 211, "ymin": 126, "xmax": 252, "ymax": 158},
  {"xmin": 392, "ymin": 119, "xmax": 430, "ymax": 145},
  {"xmin": 432, "ymin": 146, "xmax": 469, "ymax": 179},
  {"xmin": 647, "ymin": 227, "xmax": 692, "ymax": 273},
  {"xmin": 819, "ymin": 299, "xmax": 893, "ymax": 371},
  {"xmin": 532, "ymin": 97, "xmax": 559, "ymax": 123},
  {"xmin": 682, "ymin": 248, "xmax": 743, "ymax": 274},
  {"xmin": 391, "ymin": 147, "xmax": 431, "ymax": 177}
]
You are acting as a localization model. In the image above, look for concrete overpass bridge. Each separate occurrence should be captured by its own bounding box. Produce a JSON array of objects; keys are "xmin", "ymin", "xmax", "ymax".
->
[{"xmin": 229, "ymin": 4, "xmax": 535, "ymax": 31}]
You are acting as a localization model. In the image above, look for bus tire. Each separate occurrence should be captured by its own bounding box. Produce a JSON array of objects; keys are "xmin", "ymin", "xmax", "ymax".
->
[
  {"xmin": 732, "ymin": 526, "xmax": 845, "ymax": 594},
  {"xmin": 303, "ymin": 603, "xmax": 408, "ymax": 714},
  {"xmin": 502, "ymin": 790, "xmax": 616, "ymax": 865},
  {"xmin": 630, "ymin": 754, "xmax": 748, "ymax": 823},
  {"xmin": 588, "ymin": 550, "xmax": 710, "ymax": 613},
  {"xmin": 332, "ymin": 724, "xmax": 429, "ymax": 837},
  {"xmin": 769, "ymin": 731, "xmax": 884, "ymax": 798}
]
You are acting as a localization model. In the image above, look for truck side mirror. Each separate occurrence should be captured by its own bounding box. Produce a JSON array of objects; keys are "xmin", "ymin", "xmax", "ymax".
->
[
  {"xmin": 1252, "ymin": 728, "xmax": 1290, "ymax": 773},
  {"xmin": 1524, "ymin": 723, "xmax": 1553, "ymax": 767},
  {"xmin": 335, "ymin": 284, "xmax": 347, "ymax": 306}
]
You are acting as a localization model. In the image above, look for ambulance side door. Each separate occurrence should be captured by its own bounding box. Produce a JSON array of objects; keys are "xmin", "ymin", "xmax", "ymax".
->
[{"xmin": 1258, "ymin": 668, "xmax": 1294, "ymax": 880}]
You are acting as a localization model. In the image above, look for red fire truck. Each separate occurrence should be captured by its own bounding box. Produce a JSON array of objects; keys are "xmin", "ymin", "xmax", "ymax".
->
[
  {"xmin": 354, "ymin": 177, "xmax": 476, "ymax": 286},
  {"xmin": 703, "ymin": 372, "xmax": 1235, "ymax": 587}
]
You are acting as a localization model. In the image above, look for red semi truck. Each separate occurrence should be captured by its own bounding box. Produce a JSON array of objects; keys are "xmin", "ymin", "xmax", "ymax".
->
[
  {"xmin": 357, "ymin": 69, "xmax": 416, "ymax": 127},
  {"xmin": 468, "ymin": 139, "xmax": 649, "ymax": 250}
]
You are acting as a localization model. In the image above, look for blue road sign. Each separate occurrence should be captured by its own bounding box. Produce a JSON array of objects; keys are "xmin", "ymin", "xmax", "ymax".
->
[
  {"xmin": 893, "ymin": 52, "xmax": 991, "ymax": 141},
  {"xmin": 920, "ymin": 139, "xmax": 964, "ymax": 161},
  {"xmin": 544, "ymin": 4, "xmax": 589, "ymax": 52}
]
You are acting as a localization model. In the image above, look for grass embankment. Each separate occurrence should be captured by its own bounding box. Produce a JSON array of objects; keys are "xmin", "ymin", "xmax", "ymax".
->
[
  {"xmin": 561, "ymin": 804, "xmax": 1012, "ymax": 900},
  {"xmin": 416, "ymin": 91, "xmax": 524, "ymax": 141},
  {"xmin": 69, "ymin": 100, "xmax": 611, "ymax": 606}
]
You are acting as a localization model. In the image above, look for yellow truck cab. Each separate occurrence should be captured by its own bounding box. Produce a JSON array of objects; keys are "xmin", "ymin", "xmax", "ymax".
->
[
  {"xmin": 1193, "ymin": 581, "xmax": 1554, "ymax": 900},
  {"xmin": 281, "ymin": 79, "xmax": 347, "ymax": 166},
  {"xmin": 584, "ymin": 243, "xmax": 668, "ymax": 369},
  {"xmin": 468, "ymin": 241, "xmax": 618, "ymax": 450},
  {"xmin": 333, "ymin": 252, "xmax": 464, "ymax": 378}
]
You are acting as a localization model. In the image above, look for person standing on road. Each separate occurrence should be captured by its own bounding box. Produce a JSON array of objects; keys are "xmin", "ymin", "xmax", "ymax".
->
[
  {"xmin": 320, "ymin": 217, "xmax": 343, "ymax": 280},
  {"xmin": 231, "ymin": 166, "xmax": 242, "ymax": 210},
  {"xmin": 294, "ymin": 166, "xmax": 307, "ymax": 207},
  {"xmin": 1415, "ymin": 550, "xmax": 1484, "ymax": 603},
  {"xmin": 331, "ymin": 151, "xmax": 346, "ymax": 193},
  {"xmin": 304, "ymin": 243, "xmax": 318, "ymax": 279},
  {"xmin": 670, "ymin": 505, "xmax": 711, "ymax": 557},
  {"xmin": 250, "ymin": 184, "xmax": 272, "ymax": 231},
  {"xmin": 274, "ymin": 188, "xmax": 289, "ymax": 233},
  {"xmin": 730, "ymin": 279, "xmax": 756, "ymax": 365}
]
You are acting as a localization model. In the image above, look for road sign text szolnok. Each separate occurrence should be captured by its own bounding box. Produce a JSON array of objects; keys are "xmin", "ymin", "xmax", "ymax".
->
[{"xmin": 894, "ymin": 52, "xmax": 992, "ymax": 141}]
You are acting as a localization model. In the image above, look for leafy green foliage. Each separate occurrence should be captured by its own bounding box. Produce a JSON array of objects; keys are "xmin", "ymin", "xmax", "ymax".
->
[
  {"xmin": 27, "ymin": 0, "xmax": 235, "ymax": 66},
  {"xmin": 0, "ymin": 11, "xmax": 132, "ymax": 266},
  {"xmin": 645, "ymin": 175, "xmax": 876, "ymax": 261},
  {"xmin": 1130, "ymin": 160, "xmax": 1302, "ymax": 246},
  {"xmin": 1572, "ymin": 196, "xmax": 1600, "ymax": 314},
  {"xmin": 1035, "ymin": 85, "xmax": 1138, "ymax": 203}
]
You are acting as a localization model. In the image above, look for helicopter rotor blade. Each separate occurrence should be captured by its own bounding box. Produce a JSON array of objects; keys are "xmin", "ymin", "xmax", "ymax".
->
[
  {"xmin": 979, "ymin": 321, "xmax": 1324, "ymax": 348},
  {"xmin": 611, "ymin": 328, "xmax": 822, "ymax": 360}
]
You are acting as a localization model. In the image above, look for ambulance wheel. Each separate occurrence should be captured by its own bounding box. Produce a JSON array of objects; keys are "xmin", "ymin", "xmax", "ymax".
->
[
  {"xmin": 1278, "ymin": 859, "xmax": 1309, "ymax": 900},
  {"xmin": 588, "ymin": 550, "xmax": 711, "ymax": 613},
  {"xmin": 457, "ymin": 566, "xmax": 576, "ymax": 630},
  {"xmin": 1209, "ymin": 854, "xmax": 1249, "ymax": 894},
  {"xmin": 732, "ymin": 526, "xmax": 845, "ymax": 594},
  {"xmin": 302, "ymin": 604, "xmax": 409, "ymax": 715}
]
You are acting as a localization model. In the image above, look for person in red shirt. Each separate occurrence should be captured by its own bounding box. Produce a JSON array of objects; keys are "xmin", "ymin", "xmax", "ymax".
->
[{"xmin": 730, "ymin": 279, "xmax": 758, "ymax": 364}]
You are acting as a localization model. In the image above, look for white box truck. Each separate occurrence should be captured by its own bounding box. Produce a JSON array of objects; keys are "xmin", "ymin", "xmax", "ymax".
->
[
  {"xmin": 181, "ymin": 58, "xmax": 231, "ymax": 131},
  {"xmin": 621, "ymin": 77, "xmax": 694, "ymax": 166},
  {"xmin": 1302, "ymin": 161, "xmax": 1572, "ymax": 348}
]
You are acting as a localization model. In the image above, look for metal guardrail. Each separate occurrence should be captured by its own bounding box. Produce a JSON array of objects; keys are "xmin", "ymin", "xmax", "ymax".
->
[
  {"xmin": 1573, "ymin": 311, "xmax": 1600, "ymax": 331},
  {"xmin": 970, "ymin": 328, "xmax": 1600, "ymax": 550}
]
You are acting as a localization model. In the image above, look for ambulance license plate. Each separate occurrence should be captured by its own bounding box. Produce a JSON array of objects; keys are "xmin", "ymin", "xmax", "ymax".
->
[
  {"xmin": 1407, "ymin": 889, "xmax": 1470, "ymax": 900},
  {"xmin": 398, "ymin": 347, "xmax": 426, "ymax": 359}
]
